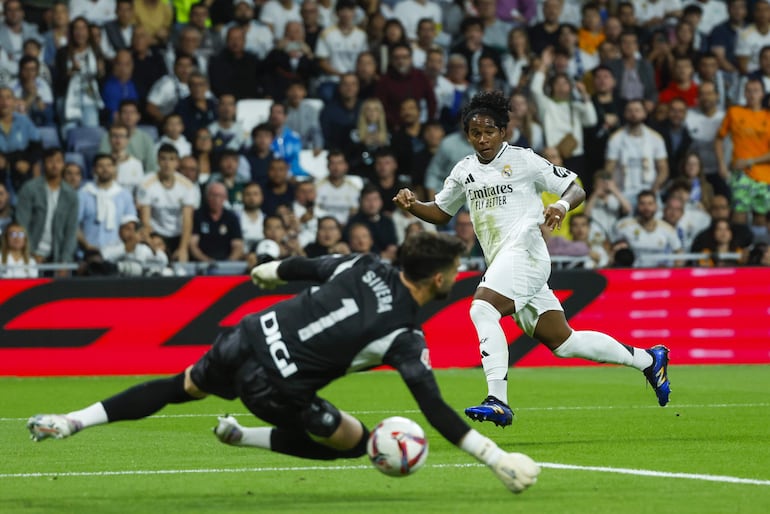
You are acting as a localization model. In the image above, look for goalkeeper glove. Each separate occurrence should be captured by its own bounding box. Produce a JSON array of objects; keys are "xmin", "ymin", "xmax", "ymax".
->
[{"xmin": 490, "ymin": 452, "xmax": 540, "ymax": 494}]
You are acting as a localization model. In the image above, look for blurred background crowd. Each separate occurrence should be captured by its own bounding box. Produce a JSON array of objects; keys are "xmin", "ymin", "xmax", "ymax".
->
[{"xmin": 0, "ymin": 0, "xmax": 769, "ymax": 278}]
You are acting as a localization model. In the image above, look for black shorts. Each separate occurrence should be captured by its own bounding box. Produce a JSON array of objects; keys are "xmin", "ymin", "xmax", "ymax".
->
[{"xmin": 189, "ymin": 326, "xmax": 324, "ymax": 429}]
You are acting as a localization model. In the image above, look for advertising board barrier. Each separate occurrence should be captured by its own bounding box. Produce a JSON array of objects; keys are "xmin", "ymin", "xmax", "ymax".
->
[{"xmin": 1, "ymin": 268, "xmax": 768, "ymax": 376}]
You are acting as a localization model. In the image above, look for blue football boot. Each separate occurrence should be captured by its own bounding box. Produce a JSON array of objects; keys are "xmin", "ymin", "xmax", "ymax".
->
[
  {"xmin": 464, "ymin": 396, "xmax": 514, "ymax": 427},
  {"xmin": 644, "ymin": 345, "xmax": 671, "ymax": 406}
]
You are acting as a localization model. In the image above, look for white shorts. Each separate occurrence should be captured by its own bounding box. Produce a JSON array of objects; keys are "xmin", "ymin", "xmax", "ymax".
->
[{"xmin": 478, "ymin": 244, "xmax": 563, "ymax": 337}]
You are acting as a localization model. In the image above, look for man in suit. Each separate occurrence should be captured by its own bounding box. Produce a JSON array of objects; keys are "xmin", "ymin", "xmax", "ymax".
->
[
  {"xmin": 653, "ymin": 97, "xmax": 693, "ymax": 176},
  {"xmin": 15, "ymin": 148, "xmax": 79, "ymax": 271},
  {"xmin": 607, "ymin": 30, "xmax": 657, "ymax": 112},
  {"xmin": 101, "ymin": 0, "xmax": 136, "ymax": 60},
  {"xmin": 0, "ymin": 0, "xmax": 42, "ymax": 63}
]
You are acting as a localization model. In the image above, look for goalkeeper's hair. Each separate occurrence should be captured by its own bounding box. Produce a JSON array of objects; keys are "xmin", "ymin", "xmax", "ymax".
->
[
  {"xmin": 399, "ymin": 232, "xmax": 465, "ymax": 283},
  {"xmin": 462, "ymin": 90, "xmax": 510, "ymax": 133}
]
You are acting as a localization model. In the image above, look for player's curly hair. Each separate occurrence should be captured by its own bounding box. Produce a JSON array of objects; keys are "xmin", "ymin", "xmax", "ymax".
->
[{"xmin": 461, "ymin": 90, "xmax": 510, "ymax": 133}]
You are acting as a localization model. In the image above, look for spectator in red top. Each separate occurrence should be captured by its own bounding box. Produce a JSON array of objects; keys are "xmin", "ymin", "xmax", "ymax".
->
[
  {"xmin": 375, "ymin": 43, "xmax": 436, "ymax": 131},
  {"xmin": 659, "ymin": 56, "xmax": 699, "ymax": 107}
]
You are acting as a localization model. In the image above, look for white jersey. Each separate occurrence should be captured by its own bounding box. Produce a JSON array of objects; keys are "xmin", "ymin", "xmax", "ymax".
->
[
  {"xmin": 116, "ymin": 155, "xmax": 145, "ymax": 196},
  {"xmin": 136, "ymin": 172, "xmax": 200, "ymax": 237},
  {"xmin": 606, "ymin": 126, "xmax": 667, "ymax": 200},
  {"xmin": 239, "ymin": 209, "xmax": 264, "ymax": 251},
  {"xmin": 735, "ymin": 24, "xmax": 770, "ymax": 73},
  {"xmin": 315, "ymin": 25, "xmax": 368, "ymax": 80},
  {"xmin": 260, "ymin": 0, "xmax": 302, "ymax": 40},
  {"xmin": 434, "ymin": 143, "xmax": 577, "ymax": 263},
  {"xmin": 612, "ymin": 217, "xmax": 682, "ymax": 267},
  {"xmin": 316, "ymin": 176, "xmax": 362, "ymax": 225},
  {"xmin": 393, "ymin": 0, "xmax": 443, "ymax": 40},
  {"xmin": 684, "ymin": 108, "xmax": 724, "ymax": 175}
]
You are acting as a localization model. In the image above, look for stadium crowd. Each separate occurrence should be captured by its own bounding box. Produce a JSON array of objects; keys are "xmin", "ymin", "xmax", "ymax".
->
[{"xmin": 1, "ymin": 0, "xmax": 770, "ymax": 278}]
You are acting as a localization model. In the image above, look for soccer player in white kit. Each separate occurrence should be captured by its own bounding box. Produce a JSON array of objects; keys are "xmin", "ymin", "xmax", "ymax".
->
[{"xmin": 394, "ymin": 91, "xmax": 671, "ymax": 427}]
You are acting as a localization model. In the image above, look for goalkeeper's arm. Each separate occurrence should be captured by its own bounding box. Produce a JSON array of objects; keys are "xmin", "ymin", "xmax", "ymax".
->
[
  {"xmin": 251, "ymin": 254, "xmax": 373, "ymax": 288},
  {"xmin": 404, "ymin": 373, "xmax": 540, "ymax": 494}
]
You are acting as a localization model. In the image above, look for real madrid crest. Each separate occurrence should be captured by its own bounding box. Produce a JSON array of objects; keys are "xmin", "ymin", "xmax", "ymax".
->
[{"xmin": 501, "ymin": 165, "xmax": 513, "ymax": 178}]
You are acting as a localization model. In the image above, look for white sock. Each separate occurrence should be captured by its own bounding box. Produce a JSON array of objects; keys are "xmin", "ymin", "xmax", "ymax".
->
[
  {"xmin": 469, "ymin": 300, "xmax": 508, "ymax": 403},
  {"xmin": 460, "ymin": 429, "xmax": 504, "ymax": 466},
  {"xmin": 66, "ymin": 402, "xmax": 108, "ymax": 429},
  {"xmin": 553, "ymin": 331, "xmax": 653, "ymax": 371},
  {"xmin": 235, "ymin": 426, "xmax": 273, "ymax": 449}
]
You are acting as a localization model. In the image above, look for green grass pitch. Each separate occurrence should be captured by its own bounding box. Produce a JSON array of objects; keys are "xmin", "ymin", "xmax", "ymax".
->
[{"xmin": 2, "ymin": 366, "xmax": 769, "ymax": 514}]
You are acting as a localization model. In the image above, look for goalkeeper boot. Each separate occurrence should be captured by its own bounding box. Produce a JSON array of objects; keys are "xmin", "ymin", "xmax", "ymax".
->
[
  {"xmin": 27, "ymin": 414, "xmax": 82, "ymax": 442},
  {"xmin": 464, "ymin": 396, "xmax": 514, "ymax": 427},
  {"xmin": 643, "ymin": 345, "xmax": 671, "ymax": 406},
  {"xmin": 214, "ymin": 415, "xmax": 244, "ymax": 445}
]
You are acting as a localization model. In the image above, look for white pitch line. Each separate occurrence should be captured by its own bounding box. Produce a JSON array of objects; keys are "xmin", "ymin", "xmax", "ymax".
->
[
  {"xmin": 2, "ymin": 402, "xmax": 768, "ymax": 422},
  {"xmin": 1, "ymin": 462, "xmax": 769, "ymax": 487},
  {"xmin": 539, "ymin": 462, "xmax": 770, "ymax": 487}
]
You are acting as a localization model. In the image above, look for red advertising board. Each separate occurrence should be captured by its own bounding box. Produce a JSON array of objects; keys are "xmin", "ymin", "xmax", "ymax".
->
[{"xmin": 0, "ymin": 268, "xmax": 768, "ymax": 376}]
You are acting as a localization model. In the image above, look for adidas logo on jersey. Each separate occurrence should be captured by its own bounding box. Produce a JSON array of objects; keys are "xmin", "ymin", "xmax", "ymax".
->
[{"xmin": 464, "ymin": 174, "xmax": 476, "ymax": 184}]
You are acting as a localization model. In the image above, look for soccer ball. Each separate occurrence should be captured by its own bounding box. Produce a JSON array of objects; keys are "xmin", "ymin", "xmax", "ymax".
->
[{"xmin": 366, "ymin": 416, "xmax": 429, "ymax": 477}]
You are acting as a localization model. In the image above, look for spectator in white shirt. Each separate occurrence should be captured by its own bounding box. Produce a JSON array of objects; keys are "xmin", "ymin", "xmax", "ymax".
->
[
  {"xmin": 735, "ymin": 0, "xmax": 770, "ymax": 74},
  {"xmin": 684, "ymin": 80, "xmax": 727, "ymax": 196},
  {"xmin": 100, "ymin": 214, "xmax": 169, "ymax": 275},
  {"xmin": 136, "ymin": 144, "xmax": 199, "ymax": 262},
  {"xmin": 100, "ymin": 0, "xmax": 134, "ymax": 60},
  {"xmin": 155, "ymin": 113, "xmax": 192, "ymax": 159},
  {"xmin": 239, "ymin": 182, "xmax": 265, "ymax": 252},
  {"xmin": 146, "ymin": 54, "xmax": 194, "ymax": 124},
  {"xmin": 612, "ymin": 190, "xmax": 683, "ymax": 267},
  {"xmin": 314, "ymin": 0, "xmax": 368, "ymax": 102},
  {"xmin": 260, "ymin": 0, "xmax": 302, "ymax": 42},
  {"xmin": 0, "ymin": 1, "xmax": 43, "ymax": 63},
  {"xmin": 221, "ymin": 0, "xmax": 274, "ymax": 60},
  {"xmin": 69, "ymin": 0, "xmax": 117, "ymax": 27},
  {"xmin": 393, "ymin": 0, "xmax": 443, "ymax": 42},
  {"xmin": 605, "ymin": 99, "xmax": 669, "ymax": 206},
  {"xmin": 316, "ymin": 150, "xmax": 361, "ymax": 225},
  {"xmin": 108, "ymin": 123, "xmax": 145, "ymax": 196}
]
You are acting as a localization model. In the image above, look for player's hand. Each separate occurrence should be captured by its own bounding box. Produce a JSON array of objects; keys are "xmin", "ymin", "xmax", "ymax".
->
[
  {"xmin": 393, "ymin": 188, "xmax": 417, "ymax": 212},
  {"xmin": 213, "ymin": 415, "xmax": 244, "ymax": 445},
  {"xmin": 250, "ymin": 261, "xmax": 286, "ymax": 289},
  {"xmin": 491, "ymin": 452, "xmax": 540, "ymax": 494},
  {"xmin": 543, "ymin": 203, "xmax": 567, "ymax": 231}
]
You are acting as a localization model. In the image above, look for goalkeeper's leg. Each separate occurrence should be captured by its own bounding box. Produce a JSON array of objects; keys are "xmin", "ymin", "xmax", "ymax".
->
[{"xmin": 28, "ymin": 370, "xmax": 203, "ymax": 441}]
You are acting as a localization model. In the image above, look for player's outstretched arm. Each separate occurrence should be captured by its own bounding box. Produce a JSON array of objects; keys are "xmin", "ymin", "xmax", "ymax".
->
[
  {"xmin": 393, "ymin": 188, "xmax": 453, "ymax": 226},
  {"xmin": 402, "ymin": 369, "xmax": 539, "ymax": 494},
  {"xmin": 251, "ymin": 254, "xmax": 370, "ymax": 289}
]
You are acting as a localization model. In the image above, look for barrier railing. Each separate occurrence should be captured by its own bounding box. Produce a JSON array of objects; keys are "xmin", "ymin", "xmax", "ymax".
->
[{"xmin": 0, "ymin": 252, "xmax": 751, "ymax": 278}]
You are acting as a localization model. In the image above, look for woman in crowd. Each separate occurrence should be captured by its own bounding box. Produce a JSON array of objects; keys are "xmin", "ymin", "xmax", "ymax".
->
[
  {"xmin": 501, "ymin": 27, "xmax": 534, "ymax": 91},
  {"xmin": 697, "ymin": 219, "xmax": 746, "ymax": 267},
  {"xmin": 304, "ymin": 215, "xmax": 350, "ymax": 257},
  {"xmin": 54, "ymin": 17, "xmax": 105, "ymax": 136},
  {"xmin": 676, "ymin": 151, "xmax": 714, "ymax": 211},
  {"xmin": 192, "ymin": 127, "xmax": 214, "ymax": 184},
  {"xmin": 1, "ymin": 223, "xmax": 38, "ymax": 278},
  {"xmin": 349, "ymin": 98, "xmax": 390, "ymax": 177}
]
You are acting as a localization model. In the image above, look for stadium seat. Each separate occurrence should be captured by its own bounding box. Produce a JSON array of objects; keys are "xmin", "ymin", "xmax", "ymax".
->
[
  {"xmin": 66, "ymin": 126, "xmax": 105, "ymax": 178},
  {"xmin": 38, "ymin": 126, "xmax": 61, "ymax": 149},
  {"xmin": 137, "ymin": 124, "xmax": 159, "ymax": 141},
  {"xmin": 64, "ymin": 151, "xmax": 86, "ymax": 173},
  {"xmin": 299, "ymin": 149, "xmax": 328, "ymax": 180},
  {"xmin": 236, "ymin": 99, "xmax": 273, "ymax": 136}
]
